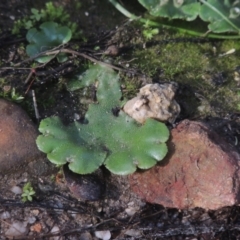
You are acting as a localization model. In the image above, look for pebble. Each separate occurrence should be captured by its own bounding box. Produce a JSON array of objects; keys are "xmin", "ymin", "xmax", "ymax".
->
[
  {"xmin": 0, "ymin": 211, "xmax": 10, "ymax": 219},
  {"xmin": 80, "ymin": 232, "xmax": 93, "ymax": 240},
  {"xmin": 5, "ymin": 221, "xmax": 28, "ymax": 238},
  {"xmin": 11, "ymin": 186, "xmax": 22, "ymax": 195},
  {"xmin": 95, "ymin": 230, "xmax": 111, "ymax": 240},
  {"xmin": 124, "ymin": 229, "xmax": 142, "ymax": 237},
  {"xmin": 50, "ymin": 225, "xmax": 60, "ymax": 240}
]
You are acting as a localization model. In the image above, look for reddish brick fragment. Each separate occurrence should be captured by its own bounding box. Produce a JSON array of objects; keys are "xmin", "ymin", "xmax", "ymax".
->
[{"xmin": 129, "ymin": 120, "xmax": 240, "ymax": 210}]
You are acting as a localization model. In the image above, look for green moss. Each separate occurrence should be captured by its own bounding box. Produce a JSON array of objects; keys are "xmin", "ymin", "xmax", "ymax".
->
[
  {"xmin": 128, "ymin": 28, "xmax": 240, "ymax": 116},
  {"xmin": 134, "ymin": 37, "xmax": 209, "ymax": 80},
  {"xmin": 120, "ymin": 74, "xmax": 143, "ymax": 99}
]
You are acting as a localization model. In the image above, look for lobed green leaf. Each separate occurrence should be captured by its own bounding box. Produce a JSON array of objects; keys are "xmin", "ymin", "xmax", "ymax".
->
[
  {"xmin": 199, "ymin": 0, "xmax": 240, "ymax": 33},
  {"xmin": 138, "ymin": 0, "xmax": 200, "ymax": 21},
  {"xmin": 37, "ymin": 65, "xmax": 170, "ymax": 175},
  {"xmin": 137, "ymin": 0, "xmax": 240, "ymax": 35},
  {"xmin": 26, "ymin": 21, "xmax": 72, "ymax": 63}
]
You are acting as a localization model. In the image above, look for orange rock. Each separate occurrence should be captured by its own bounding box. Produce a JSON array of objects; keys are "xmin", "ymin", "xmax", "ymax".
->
[
  {"xmin": 129, "ymin": 120, "xmax": 240, "ymax": 210},
  {"xmin": 30, "ymin": 223, "xmax": 42, "ymax": 233},
  {"xmin": 0, "ymin": 99, "xmax": 42, "ymax": 174}
]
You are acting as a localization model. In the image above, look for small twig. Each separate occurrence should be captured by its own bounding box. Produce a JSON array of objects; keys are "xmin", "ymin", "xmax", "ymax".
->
[
  {"xmin": 13, "ymin": 43, "xmax": 67, "ymax": 67},
  {"xmin": 24, "ymin": 69, "xmax": 35, "ymax": 84},
  {"xmin": 24, "ymin": 78, "xmax": 35, "ymax": 95},
  {"xmin": 32, "ymin": 90, "xmax": 40, "ymax": 122},
  {"xmin": 0, "ymin": 48, "xmax": 131, "ymax": 74},
  {"xmin": 0, "ymin": 67, "xmax": 33, "ymax": 70},
  {"xmin": 43, "ymin": 48, "xmax": 127, "ymax": 72}
]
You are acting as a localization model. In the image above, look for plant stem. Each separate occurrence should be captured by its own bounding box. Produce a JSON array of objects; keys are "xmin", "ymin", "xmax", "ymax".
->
[
  {"xmin": 108, "ymin": 0, "xmax": 240, "ymax": 39},
  {"xmin": 108, "ymin": 0, "xmax": 138, "ymax": 20}
]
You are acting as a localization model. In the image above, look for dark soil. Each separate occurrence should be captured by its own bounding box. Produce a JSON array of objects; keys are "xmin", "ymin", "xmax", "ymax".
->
[{"xmin": 1, "ymin": 0, "xmax": 240, "ymax": 239}]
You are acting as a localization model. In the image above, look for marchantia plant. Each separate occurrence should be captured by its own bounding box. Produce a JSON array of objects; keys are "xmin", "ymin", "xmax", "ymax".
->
[
  {"xmin": 36, "ymin": 65, "xmax": 169, "ymax": 175},
  {"xmin": 26, "ymin": 21, "xmax": 72, "ymax": 63}
]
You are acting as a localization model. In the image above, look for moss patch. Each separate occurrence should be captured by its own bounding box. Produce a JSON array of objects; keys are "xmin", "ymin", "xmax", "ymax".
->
[{"xmin": 124, "ymin": 29, "xmax": 240, "ymax": 117}]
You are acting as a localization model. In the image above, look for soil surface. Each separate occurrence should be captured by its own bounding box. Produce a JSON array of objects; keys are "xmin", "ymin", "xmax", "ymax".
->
[{"xmin": 1, "ymin": 0, "xmax": 240, "ymax": 239}]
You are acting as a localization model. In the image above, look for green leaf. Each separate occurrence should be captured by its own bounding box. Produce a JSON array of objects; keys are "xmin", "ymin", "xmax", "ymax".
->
[
  {"xmin": 199, "ymin": 0, "xmax": 240, "ymax": 33},
  {"xmin": 138, "ymin": 0, "xmax": 200, "ymax": 21},
  {"xmin": 21, "ymin": 192, "xmax": 29, "ymax": 197},
  {"xmin": 26, "ymin": 21, "xmax": 72, "ymax": 63},
  {"xmin": 30, "ymin": 8, "xmax": 42, "ymax": 21},
  {"xmin": 28, "ymin": 195, "xmax": 33, "ymax": 201},
  {"xmin": 25, "ymin": 20, "xmax": 33, "ymax": 29},
  {"xmin": 37, "ymin": 65, "xmax": 169, "ymax": 175},
  {"xmin": 23, "ymin": 182, "xmax": 31, "ymax": 191}
]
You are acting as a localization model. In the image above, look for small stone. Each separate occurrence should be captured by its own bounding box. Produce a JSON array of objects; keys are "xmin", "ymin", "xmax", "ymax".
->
[
  {"xmin": 0, "ymin": 211, "xmax": 10, "ymax": 219},
  {"xmin": 28, "ymin": 216, "xmax": 36, "ymax": 224},
  {"xmin": 5, "ymin": 221, "xmax": 28, "ymax": 237},
  {"xmin": 129, "ymin": 120, "xmax": 240, "ymax": 210},
  {"xmin": 80, "ymin": 232, "xmax": 92, "ymax": 240},
  {"xmin": 11, "ymin": 186, "xmax": 22, "ymax": 195},
  {"xmin": 31, "ymin": 209, "xmax": 40, "ymax": 216},
  {"xmin": 125, "ymin": 206, "xmax": 138, "ymax": 216},
  {"xmin": 0, "ymin": 99, "xmax": 42, "ymax": 174},
  {"xmin": 124, "ymin": 229, "xmax": 142, "ymax": 237},
  {"xmin": 125, "ymin": 202, "xmax": 140, "ymax": 216},
  {"xmin": 50, "ymin": 225, "xmax": 60, "ymax": 240},
  {"xmin": 30, "ymin": 223, "xmax": 42, "ymax": 233},
  {"xmin": 50, "ymin": 225, "xmax": 60, "ymax": 233},
  {"xmin": 123, "ymin": 82, "xmax": 180, "ymax": 124},
  {"xmin": 95, "ymin": 230, "xmax": 111, "ymax": 240},
  {"xmin": 104, "ymin": 45, "xmax": 120, "ymax": 56}
]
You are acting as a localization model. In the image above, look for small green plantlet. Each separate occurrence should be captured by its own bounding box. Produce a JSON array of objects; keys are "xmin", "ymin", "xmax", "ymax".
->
[
  {"xmin": 21, "ymin": 182, "xmax": 36, "ymax": 202},
  {"xmin": 12, "ymin": 2, "xmax": 82, "ymax": 38},
  {"xmin": 94, "ymin": 46, "xmax": 100, "ymax": 51},
  {"xmin": 11, "ymin": 88, "xmax": 24, "ymax": 102},
  {"xmin": 30, "ymin": 8, "xmax": 44, "ymax": 21},
  {"xmin": 26, "ymin": 21, "xmax": 72, "ymax": 63},
  {"xmin": 36, "ymin": 65, "xmax": 169, "ymax": 175},
  {"xmin": 143, "ymin": 28, "xmax": 159, "ymax": 40}
]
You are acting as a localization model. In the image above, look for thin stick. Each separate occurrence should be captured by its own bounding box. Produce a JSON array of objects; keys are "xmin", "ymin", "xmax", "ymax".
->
[
  {"xmin": 43, "ymin": 48, "xmax": 127, "ymax": 72},
  {"xmin": 25, "ymin": 78, "xmax": 35, "ymax": 95},
  {"xmin": 13, "ymin": 44, "xmax": 66, "ymax": 67},
  {"xmin": 32, "ymin": 90, "xmax": 40, "ymax": 122},
  {"xmin": 24, "ymin": 69, "xmax": 34, "ymax": 84},
  {"xmin": 1, "ymin": 48, "xmax": 131, "ymax": 73}
]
